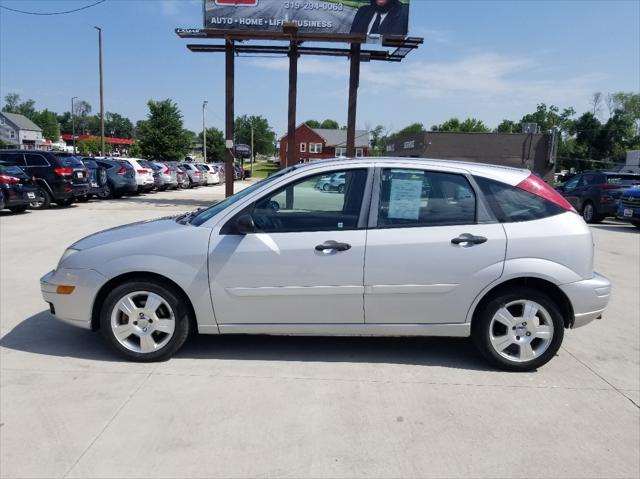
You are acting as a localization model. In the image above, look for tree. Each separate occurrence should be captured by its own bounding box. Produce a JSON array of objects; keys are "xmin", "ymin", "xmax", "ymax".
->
[
  {"xmin": 198, "ymin": 127, "xmax": 225, "ymax": 162},
  {"xmin": 77, "ymin": 137, "xmax": 102, "ymax": 156},
  {"xmin": 369, "ymin": 124, "xmax": 388, "ymax": 156},
  {"xmin": 105, "ymin": 112, "xmax": 134, "ymax": 138},
  {"xmin": 431, "ymin": 117, "xmax": 490, "ymax": 133},
  {"xmin": 320, "ymin": 119, "xmax": 339, "ymax": 129},
  {"xmin": 234, "ymin": 115, "xmax": 276, "ymax": 156},
  {"xmin": 590, "ymin": 92, "xmax": 603, "ymax": 117},
  {"xmin": 2, "ymin": 93, "xmax": 37, "ymax": 120},
  {"xmin": 388, "ymin": 122, "xmax": 424, "ymax": 140},
  {"xmin": 136, "ymin": 99, "xmax": 190, "ymax": 160},
  {"xmin": 304, "ymin": 120, "xmax": 321, "ymax": 128},
  {"xmin": 495, "ymin": 119, "xmax": 517, "ymax": 133},
  {"xmin": 33, "ymin": 109, "xmax": 60, "ymax": 141}
]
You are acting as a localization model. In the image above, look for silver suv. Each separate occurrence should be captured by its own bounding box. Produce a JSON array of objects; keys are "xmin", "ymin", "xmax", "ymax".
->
[{"xmin": 41, "ymin": 158, "xmax": 610, "ymax": 371}]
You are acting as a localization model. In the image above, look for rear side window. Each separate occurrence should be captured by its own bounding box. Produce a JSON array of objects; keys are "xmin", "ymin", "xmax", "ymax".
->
[
  {"xmin": 378, "ymin": 169, "xmax": 476, "ymax": 227},
  {"xmin": 0, "ymin": 153, "xmax": 25, "ymax": 165},
  {"xmin": 475, "ymin": 176, "xmax": 565, "ymax": 222},
  {"xmin": 24, "ymin": 154, "xmax": 50, "ymax": 167}
]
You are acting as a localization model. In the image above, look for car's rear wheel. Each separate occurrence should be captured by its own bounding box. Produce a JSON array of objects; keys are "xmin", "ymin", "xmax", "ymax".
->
[
  {"xmin": 322, "ymin": 184, "xmax": 330, "ymax": 191},
  {"xmin": 9, "ymin": 205, "xmax": 28, "ymax": 213},
  {"xmin": 100, "ymin": 280, "xmax": 191, "ymax": 362},
  {"xmin": 97, "ymin": 183, "xmax": 112, "ymax": 199},
  {"xmin": 76, "ymin": 195, "xmax": 90, "ymax": 203},
  {"xmin": 472, "ymin": 288, "xmax": 564, "ymax": 371},
  {"xmin": 631, "ymin": 220, "xmax": 640, "ymax": 228},
  {"xmin": 582, "ymin": 201, "xmax": 602, "ymax": 223},
  {"xmin": 56, "ymin": 198, "xmax": 74, "ymax": 207},
  {"xmin": 30, "ymin": 187, "xmax": 51, "ymax": 210}
]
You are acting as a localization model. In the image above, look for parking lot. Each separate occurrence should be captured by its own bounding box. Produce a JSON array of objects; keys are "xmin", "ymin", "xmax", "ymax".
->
[{"xmin": 1, "ymin": 186, "xmax": 638, "ymax": 479}]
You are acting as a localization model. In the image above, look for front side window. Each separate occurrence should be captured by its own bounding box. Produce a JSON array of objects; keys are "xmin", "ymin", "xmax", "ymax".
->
[
  {"xmin": 378, "ymin": 169, "xmax": 476, "ymax": 227},
  {"xmin": 563, "ymin": 175, "xmax": 581, "ymax": 190},
  {"xmin": 250, "ymin": 169, "xmax": 368, "ymax": 233}
]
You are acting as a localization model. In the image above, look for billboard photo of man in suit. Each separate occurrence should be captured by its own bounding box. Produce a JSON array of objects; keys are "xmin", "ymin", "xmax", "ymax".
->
[{"xmin": 350, "ymin": 0, "xmax": 409, "ymax": 36}]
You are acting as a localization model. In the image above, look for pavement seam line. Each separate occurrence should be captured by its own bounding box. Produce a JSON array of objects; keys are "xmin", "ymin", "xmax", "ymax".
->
[
  {"xmin": 61, "ymin": 365, "xmax": 159, "ymax": 478},
  {"xmin": 561, "ymin": 346, "xmax": 640, "ymax": 409}
]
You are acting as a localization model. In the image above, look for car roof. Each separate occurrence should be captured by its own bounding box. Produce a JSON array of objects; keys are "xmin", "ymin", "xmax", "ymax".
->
[{"xmin": 292, "ymin": 157, "xmax": 531, "ymax": 185}]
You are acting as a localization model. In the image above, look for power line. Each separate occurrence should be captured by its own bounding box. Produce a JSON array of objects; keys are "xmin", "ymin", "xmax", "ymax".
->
[{"xmin": 0, "ymin": 0, "xmax": 106, "ymax": 16}]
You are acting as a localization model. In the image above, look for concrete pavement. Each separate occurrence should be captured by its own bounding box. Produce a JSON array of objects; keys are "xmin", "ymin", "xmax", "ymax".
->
[{"xmin": 1, "ymin": 185, "xmax": 638, "ymax": 478}]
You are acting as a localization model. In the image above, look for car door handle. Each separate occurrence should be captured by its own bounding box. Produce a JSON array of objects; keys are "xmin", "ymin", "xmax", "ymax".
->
[
  {"xmin": 451, "ymin": 234, "xmax": 488, "ymax": 245},
  {"xmin": 315, "ymin": 240, "xmax": 351, "ymax": 252}
]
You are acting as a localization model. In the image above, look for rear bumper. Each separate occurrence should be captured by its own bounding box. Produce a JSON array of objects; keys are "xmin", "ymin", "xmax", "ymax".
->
[
  {"xmin": 560, "ymin": 272, "xmax": 611, "ymax": 328},
  {"xmin": 40, "ymin": 268, "xmax": 106, "ymax": 330},
  {"xmin": 72, "ymin": 183, "xmax": 90, "ymax": 197}
]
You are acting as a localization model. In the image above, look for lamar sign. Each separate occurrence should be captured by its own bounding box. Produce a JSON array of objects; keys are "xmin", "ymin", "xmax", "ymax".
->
[{"xmin": 203, "ymin": 0, "xmax": 410, "ymax": 37}]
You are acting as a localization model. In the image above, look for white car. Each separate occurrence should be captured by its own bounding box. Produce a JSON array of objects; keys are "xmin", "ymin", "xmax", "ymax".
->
[
  {"xmin": 40, "ymin": 158, "xmax": 611, "ymax": 371},
  {"xmin": 199, "ymin": 163, "xmax": 221, "ymax": 185},
  {"xmin": 121, "ymin": 158, "xmax": 154, "ymax": 192}
]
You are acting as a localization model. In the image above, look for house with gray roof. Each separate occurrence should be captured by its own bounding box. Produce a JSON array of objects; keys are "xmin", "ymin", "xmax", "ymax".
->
[
  {"xmin": 279, "ymin": 123, "xmax": 370, "ymax": 164},
  {"xmin": 0, "ymin": 112, "xmax": 46, "ymax": 150}
]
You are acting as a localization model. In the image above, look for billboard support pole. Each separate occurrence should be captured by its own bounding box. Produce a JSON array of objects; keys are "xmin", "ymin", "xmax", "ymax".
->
[
  {"xmin": 225, "ymin": 37, "xmax": 235, "ymax": 198},
  {"xmin": 346, "ymin": 42, "xmax": 361, "ymax": 157},
  {"xmin": 286, "ymin": 38, "xmax": 299, "ymax": 169}
]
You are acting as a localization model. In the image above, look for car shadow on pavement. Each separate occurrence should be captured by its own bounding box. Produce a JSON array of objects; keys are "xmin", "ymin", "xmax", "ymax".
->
[
  {"xmin": 1, "ymin": 311, "xmax": 492, "ymax": 371},
  {"xmin": 112, "ymin": 197, "xmax": 215, "ymax": 208}
]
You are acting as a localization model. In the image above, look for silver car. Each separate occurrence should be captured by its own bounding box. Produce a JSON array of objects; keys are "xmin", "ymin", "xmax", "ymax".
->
[
  {"xmin": 40, "ymin": 158, "xmax": 611, "ymax": 370},
  {"xmin": 178, "ymin": 162, "xmax": 206, "ymax": 187},
  {"xmin": 150, "ymin": 161, "xmax": 179, "ymax": 190}
]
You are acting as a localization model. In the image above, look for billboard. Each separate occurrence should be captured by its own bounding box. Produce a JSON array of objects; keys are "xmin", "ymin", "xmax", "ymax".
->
[{"xmin": 204, "ymin": 0, "xmax": 410, "ymax": 37}]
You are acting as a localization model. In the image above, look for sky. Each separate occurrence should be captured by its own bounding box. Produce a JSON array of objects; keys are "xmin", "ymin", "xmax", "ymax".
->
[{"xmin": 1, "ymin": 0, "xmax": 639, "ymax": 137}]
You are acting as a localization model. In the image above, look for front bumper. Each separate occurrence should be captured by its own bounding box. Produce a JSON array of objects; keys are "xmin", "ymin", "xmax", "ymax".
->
[
  {"xmin": 40, "ymin": 268, "xmax": 107, "ymax": 330},
  {"xmin": 560, "ymin": 272, "xmax": 611, "ymax": 328}
]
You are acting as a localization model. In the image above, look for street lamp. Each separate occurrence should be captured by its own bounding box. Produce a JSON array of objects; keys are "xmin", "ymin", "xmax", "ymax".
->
[
  {"xmin": 71, "ymin": 96, "xmax": 78, "ymax": 154},
  {"xmin": 93, "ymin": 26, "xmax": 105, "ymax": 157},
  {"xmin": 202, "ymin": 100, "xmax": 208, "ymax": 162}
]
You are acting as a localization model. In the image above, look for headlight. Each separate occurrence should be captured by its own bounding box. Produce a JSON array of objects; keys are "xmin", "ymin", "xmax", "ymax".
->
[{"xmin": 58, "ymin": 247, "xmax": 79, "ymax": 267}]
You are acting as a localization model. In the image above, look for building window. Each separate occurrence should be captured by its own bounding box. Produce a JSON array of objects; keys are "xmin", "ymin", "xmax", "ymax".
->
[
  {"xmin": 300, "ymin": 142, "xmax": 306, "ymax": 153},
  {"xmin": 356, "ymin": 148, "xmax": 364, "ymax": 157},
  {"xmin": 0, "ymin": 117, "xmax": 4, "ymax": 125},
  {"xmin": 335, "ymin": 147, "xmax": 347, "ymax": 157},
  {"xmin": 9, "ymin": 130, "xmax": 15, "ymax": 139},
  {"xmin": 309, "ymin": 143, "xmax": 323, "ymax": 154}
]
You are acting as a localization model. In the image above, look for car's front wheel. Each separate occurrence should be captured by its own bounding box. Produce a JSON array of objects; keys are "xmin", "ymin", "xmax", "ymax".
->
[
  {"xmin": 100, "ymin": 280, "xmax": 191, "ymax": 362},
  {"xmin": 472, "ymin": 288, "xmax": 564, "ymax": 371}
]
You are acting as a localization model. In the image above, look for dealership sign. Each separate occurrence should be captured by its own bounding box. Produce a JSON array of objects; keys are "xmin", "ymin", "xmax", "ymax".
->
[{"xmin": 203, "ymin": 0, "xmax": 410, "ymax": 37}]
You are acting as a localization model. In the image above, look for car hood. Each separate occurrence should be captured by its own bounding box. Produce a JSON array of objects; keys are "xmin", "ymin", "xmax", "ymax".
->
[{"xmin": 71, "ymin": 217, "xmax": 183, "ymax": 250}]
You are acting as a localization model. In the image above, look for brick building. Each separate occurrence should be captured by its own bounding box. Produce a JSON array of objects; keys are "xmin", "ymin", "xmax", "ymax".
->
[{"xmin": 279, "ymin": 124, "xmax": 369, "ymax": 164}]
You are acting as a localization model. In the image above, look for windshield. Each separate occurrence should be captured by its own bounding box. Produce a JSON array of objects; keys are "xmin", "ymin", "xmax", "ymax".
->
[
  {"xmin": 196, "ymin": 164, "xmax": 208, "ymax": 171},
  {"xmin": 189, "ymin": 167, "xmax": 294, "ymax": 226}
]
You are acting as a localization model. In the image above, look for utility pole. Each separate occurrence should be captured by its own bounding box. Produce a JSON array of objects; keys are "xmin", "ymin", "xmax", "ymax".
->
[
  {"xmin": 94, "ymin": 26, "xmax": 105, "ymax": 157},
  {"xmin": 202, "ymin": 100, "xmax": 208, "ymax": 162},
  {"xmin": 250, "ymin": 123, "xmax": 254, "ymax": 177},
  {"xmin": 71, "ymin": 96, "xmax": 78, "ymax": 155}
]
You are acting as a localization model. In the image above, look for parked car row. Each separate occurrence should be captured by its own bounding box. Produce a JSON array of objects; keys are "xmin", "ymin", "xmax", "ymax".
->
[
  {"xmin": 555, "ymin": 170, "xmax": 640, "ymax": 227},
  {"xmin": 0, "ymin": 149, "xmax": 242, "ymax": 213}
]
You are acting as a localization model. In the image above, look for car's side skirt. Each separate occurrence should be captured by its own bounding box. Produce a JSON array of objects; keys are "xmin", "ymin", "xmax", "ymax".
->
[{"xmin": 199, "ymin": 323, "xmax": 470, "ymax": 337}]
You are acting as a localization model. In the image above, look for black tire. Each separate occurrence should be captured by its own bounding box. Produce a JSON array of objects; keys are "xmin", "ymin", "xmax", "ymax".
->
[
  {"xmin": 9, "ymin": 205, "xmax": 28, "ymax": 213},
  {"xmin": 76, "ymin": 195, "xmax": 90, "ymax": 203},
  {"xmin": 97, "ymin": 183, "xmax": 112, "ymax": 199},
  {"xmin": 631, "ymin": 220, "xmax": 640, "ymax": 229},
  {"xmin": 56, "ymin": 198, "xmax": 74, "ymax": 207},
  {"xmin": 581, "ymin": 201, "xmax": 602, "ymax": 224},
  {"xmin": 472, "ymin": 287, "xmax": 565, "ymax": 372},
  {"xmin": 100, "ymin": 279, "xmax": 191, "ymax": 362},
  {"xmin": 322, "ymin": 184, "xmax": 330, "ymax": 191},
  {"xmin": 337, "ymin": 184, "xmax": 345, "ymax": 194},
  {"xmin": 97, "ymin": 167, "xmax": 108, "ymax": 187},
  {"xmin": 29, "ymin": 187, "xmax": 51, "ymax": 210}
]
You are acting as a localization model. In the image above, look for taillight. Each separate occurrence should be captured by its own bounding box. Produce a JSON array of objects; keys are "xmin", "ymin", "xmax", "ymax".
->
[
  {"xmin": 600, "ymin": 195, "xmax": 614, "ymax": 204},
  {"xmin": 164, "ymin": 168, "xmax": 171, "ymax": 174},
  {"xmin": 601, "ymin": 184, "xmax": 622, "ymax": 190},
  {"xmin": 0, "ymin": 174, "xmax": 19, "ymax": 183},
  {"xmin": 195, "ymin": 171, "xmax": 201, "ymax": 175},
  {"xmin": 117, "ymin": 166, "xmax": 126, "ymax": 175},
  {"xmin": 516, "ymin": 174, "xmax": 576, "ymax": 213},
  {"xmin": 54, "ymin": 167, "xmax": 74, "ymax": 176},
  {"xmin": 137, "ymin": 169, "xmax": 147, "ymax": 174}
]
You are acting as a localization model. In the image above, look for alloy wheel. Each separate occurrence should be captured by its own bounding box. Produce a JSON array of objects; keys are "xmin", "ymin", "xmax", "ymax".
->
[
  {"xmin": 110, "ymin": 291, "xmax": 176, "ymax": 354},
  {"xmin": 583, "ymin": 203, "xmax": 594, "ymax": 222},
  {"xmin": 488, "ymin": 300, "xmax": 554, "ymax": 363}
]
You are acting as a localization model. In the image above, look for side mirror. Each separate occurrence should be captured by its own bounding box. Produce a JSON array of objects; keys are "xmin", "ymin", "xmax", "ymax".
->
[{"xmin": 235, "ymin": 214, "xmax": 256, "ymax": 235}]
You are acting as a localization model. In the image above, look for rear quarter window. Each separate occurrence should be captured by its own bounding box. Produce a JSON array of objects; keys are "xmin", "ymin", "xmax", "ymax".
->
[{"xmin": 474, "ymin": 176, "xmax": 565, "ymax": 222}]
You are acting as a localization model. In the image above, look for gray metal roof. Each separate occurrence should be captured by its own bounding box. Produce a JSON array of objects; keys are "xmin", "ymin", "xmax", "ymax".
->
[
  {"xmin": 0, "ymin": 112, "xmax": 42, "ymax": 132},
  {"xmin": 311, "ymin": 128, "xmax": 369, "ymax": 148}
]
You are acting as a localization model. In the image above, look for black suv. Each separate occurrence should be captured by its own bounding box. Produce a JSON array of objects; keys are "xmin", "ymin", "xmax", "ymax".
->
[
  {"xmin": 0, "ymin": 150, "xmax": 90, "ymax": 208},
  {"xmin": 0, "ymin": 163, "xmax": 39, "ymax": 213},
  {"xmin": 557, "ymin": 171, "xmax": 640, "ymax": 223}
]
